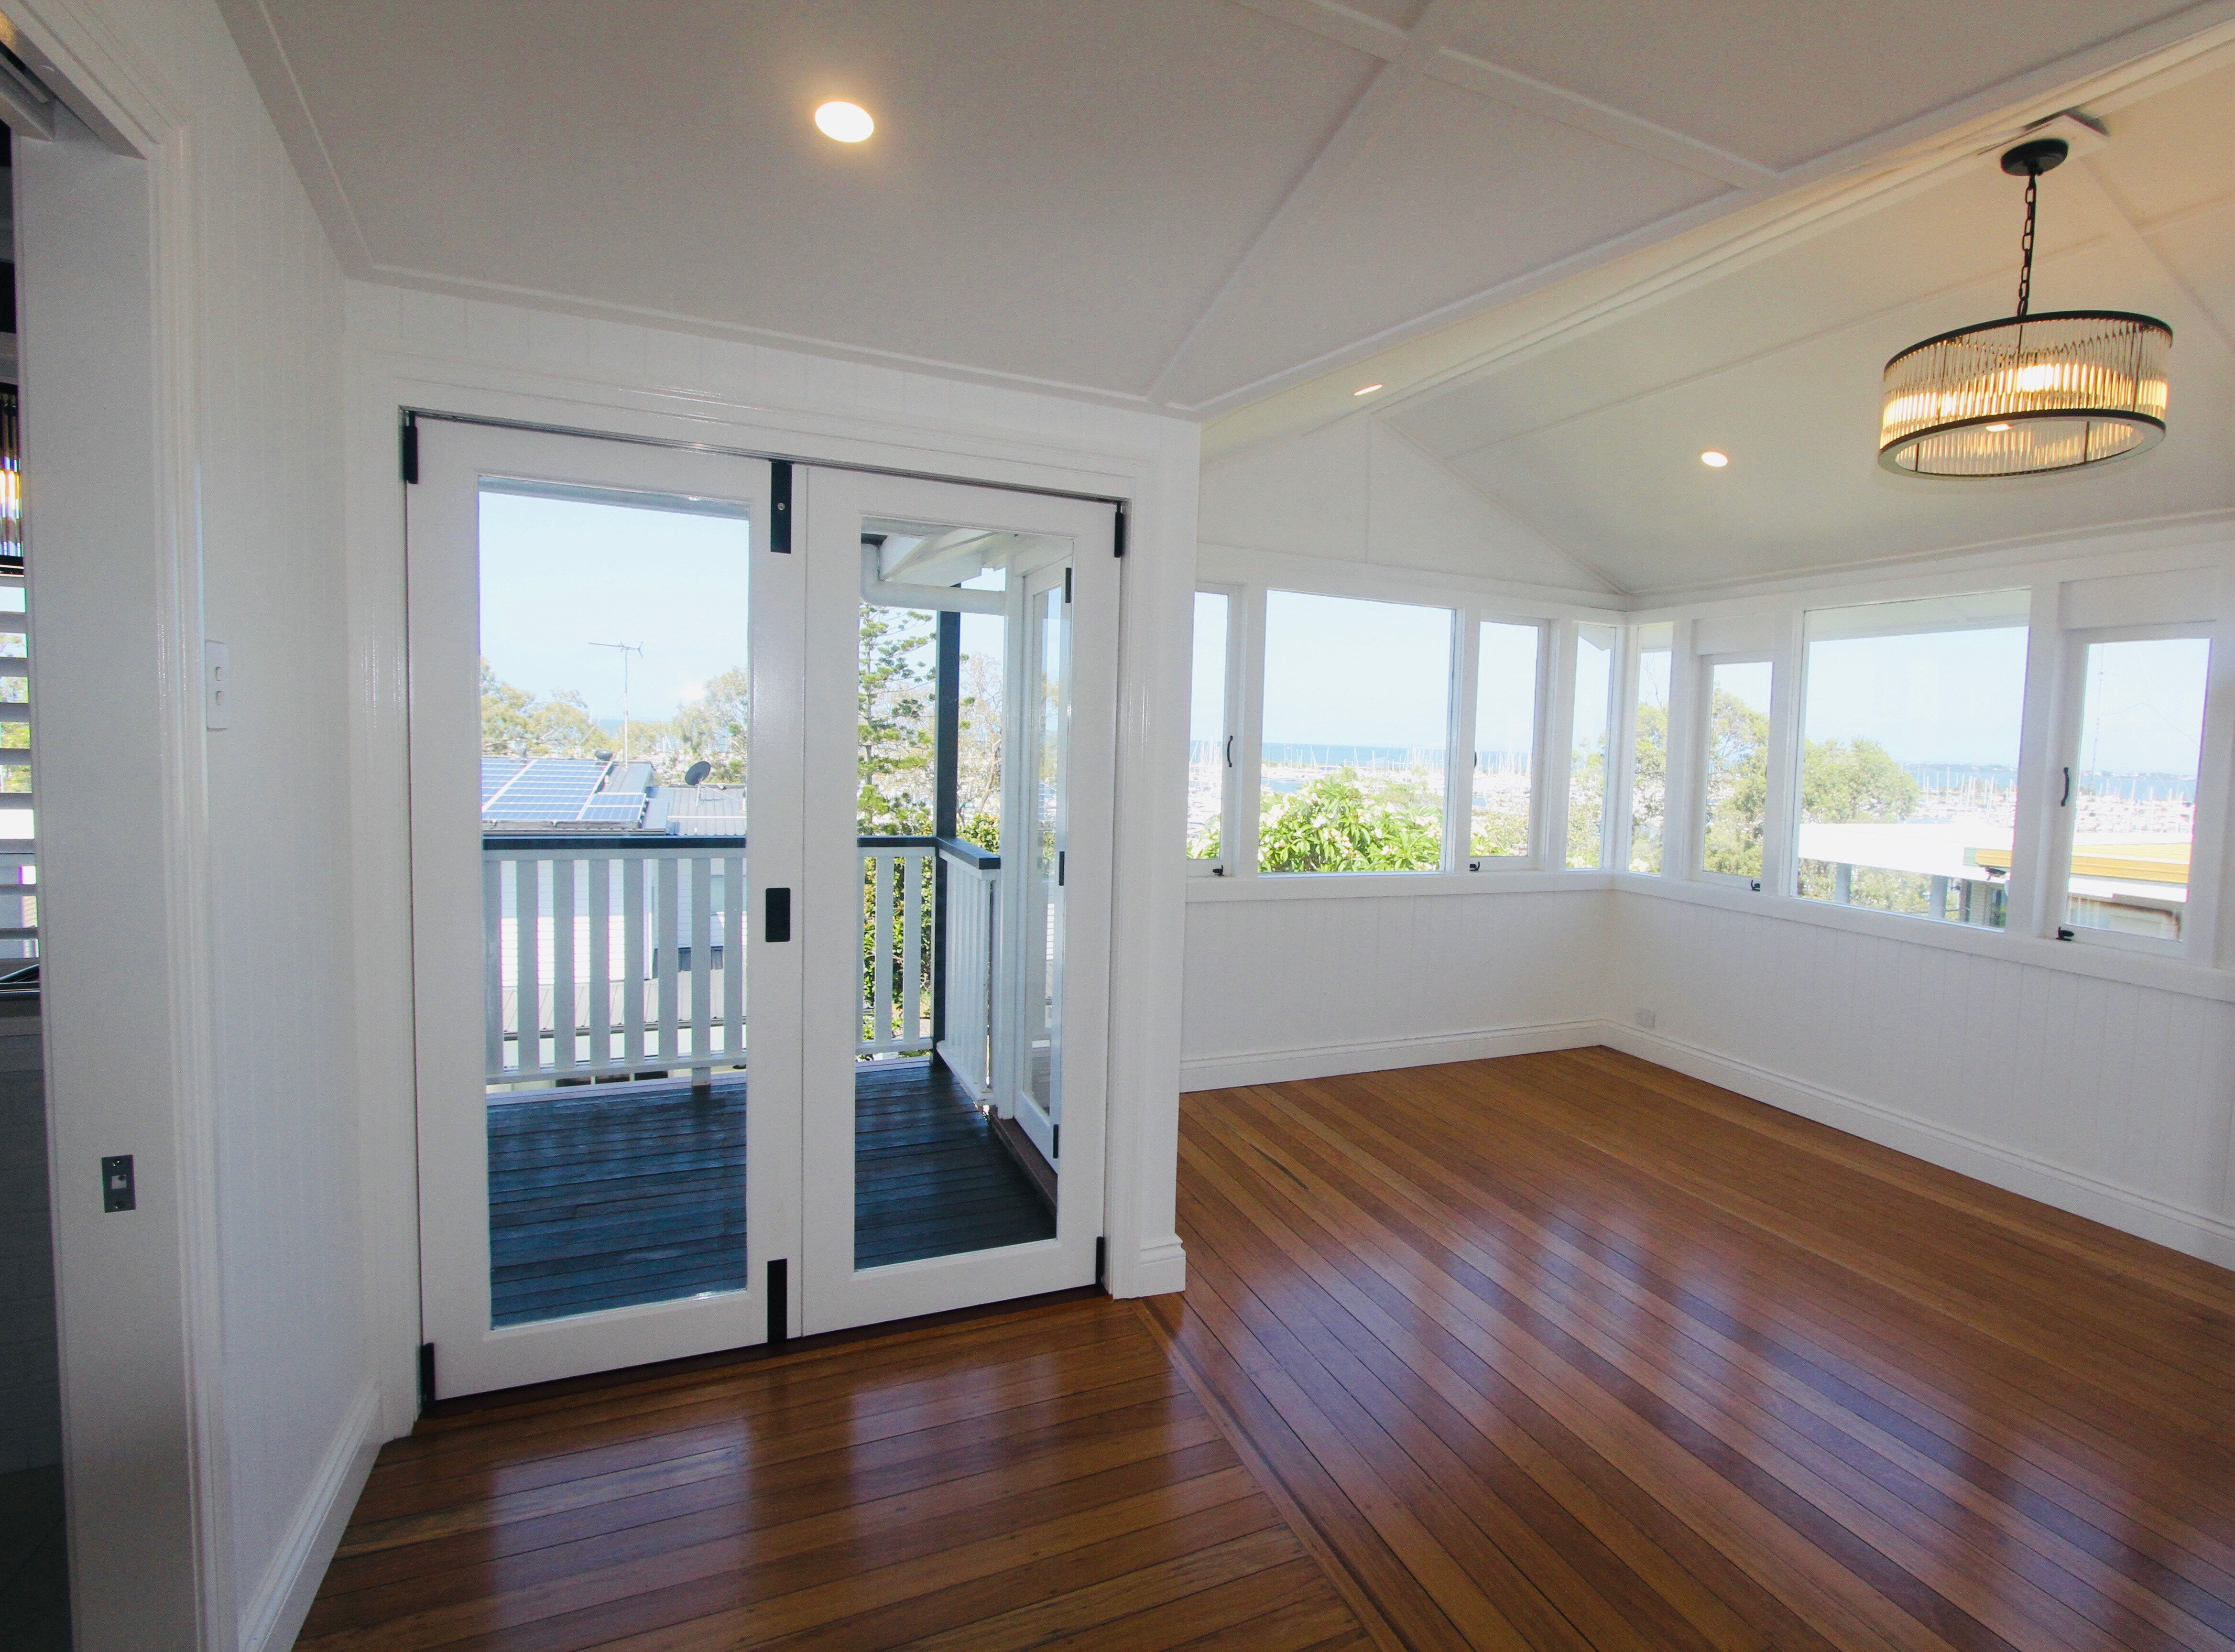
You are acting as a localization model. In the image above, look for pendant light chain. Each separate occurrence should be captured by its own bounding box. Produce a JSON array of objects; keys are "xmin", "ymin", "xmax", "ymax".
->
[{"xmin": 2015, "ymin": 168, "xmax": 2038, "ymax": 319}]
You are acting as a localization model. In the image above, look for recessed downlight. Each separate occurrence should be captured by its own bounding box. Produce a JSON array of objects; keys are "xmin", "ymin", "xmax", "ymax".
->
[
  {"xmin": 1699, "ymin": 449, "xmax": 1730, "ymax": 468},
  {"xmin": 1353, "ymin": 383, "xmax": 1384, "ymax": 397},
  {"xmin": 815, "ymin": 100, "xmax": 875, "ymax": 142}
]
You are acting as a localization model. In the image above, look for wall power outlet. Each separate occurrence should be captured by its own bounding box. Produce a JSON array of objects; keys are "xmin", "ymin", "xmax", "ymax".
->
[{"xmin": 1635, "ymin": 1008, "xmax": 1657, "ymax": 1030}]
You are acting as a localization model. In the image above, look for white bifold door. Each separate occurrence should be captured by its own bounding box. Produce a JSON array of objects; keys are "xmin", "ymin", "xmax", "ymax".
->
[{"xmin": 407, "ymin": 422, "xmax": 1115, "ymax": 1396}]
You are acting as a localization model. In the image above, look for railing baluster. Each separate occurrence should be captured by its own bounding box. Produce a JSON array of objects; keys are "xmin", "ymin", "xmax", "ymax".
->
[
  {"xmin": 484, "ymin": 855, "xmax": 505, "ymax": 1077},
  {"xmin": 588, "ymin": 857, "xmax": 610, "ymax": 1070},
  {"xmin": 873, "ymin": 850, "xmax": 893, "ymax": 1049},
  {"xmin": 623, "ymin": 857, "xmax": 644, "ymax": 1067},
  {"xmin": 551, "ymin": 857, "xmax": 577, "ymax": 1073},
  {"xmin": 689, "ymin": 853, "xmax": 712, "ymax": 1076},
  {"xmin": 902, "ymin": 849, "xmax": 923, "ymax": 1047},
  {"xmin": 723, "ymin": 852, "xmax": 745, "ymax": 1061},
  {"xmin": 656, "ymin": 854, "xmax": 680, "ymax": 1064},
  {"xmin": 516, "ymin": 857, "xmax": 542, "ymax": 1077}
]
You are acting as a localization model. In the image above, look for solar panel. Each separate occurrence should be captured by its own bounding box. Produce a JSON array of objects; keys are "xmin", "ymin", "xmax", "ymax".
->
[
  {"xmin": 482, "ymin": 758, "xmax": 609, "ymax": 821},
  {"xmin": 480, "ymin": 757, "xmax": 528, "ymax": 806},
  {"xmin": 579, "ymin": 792, "xmax": 648, "ymax": 826}
]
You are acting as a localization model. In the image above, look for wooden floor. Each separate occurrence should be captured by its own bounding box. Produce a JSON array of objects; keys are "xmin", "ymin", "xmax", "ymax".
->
[
  {"xmin": 491, "ymin": 1060, "xmax": 1052, "ymax": 1324},
  {"xmin": 314, "ymin": 1047, "xmax": 2235, "ymax": 1650},
  {"xmin": 1158, "ymin": 1048, "xmax": 2235, "ymax": 1652},
  {"xmin": 299, "ymin": 1293, "xmax": 1370, "ymax": 1652}
]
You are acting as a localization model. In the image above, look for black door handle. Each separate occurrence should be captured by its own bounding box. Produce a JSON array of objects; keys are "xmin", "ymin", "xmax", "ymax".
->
[{"xmin": 764, "ymin": 887, "xmax": 791, "ymax": 943}]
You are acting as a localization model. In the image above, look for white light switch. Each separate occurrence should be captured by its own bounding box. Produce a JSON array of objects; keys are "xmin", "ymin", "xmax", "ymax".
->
[{"xmin": 204, "ymin": 640, "xmax": 230, "ymax": 730}]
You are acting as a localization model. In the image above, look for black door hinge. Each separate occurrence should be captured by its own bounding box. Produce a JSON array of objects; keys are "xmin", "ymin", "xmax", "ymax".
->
[
  {"xmin": 1057, "ymin": 849, "xmax": 1065, "ymax": 887},
  {"xmin": 1063, "ymin": 565, "xmax": 1072, "ymax": 604},
  {"xmin": 417, "ymin": 1342, "xmax": 436, "ymax": 1407},
  {"xmin": 1052, "ymin": 1124, "xmax": 1060, "ymax": 1160},
  {"xmin": 400, "ymin": 415, "xmax": 419, "ymax": 485},
  {"xmin": 770, "ymin": 461, "xmax": 792, "ymax": 553},
  {"xmin": 764, "ymin": 887, "xmax": 792, "ymax": 943},
  {"xmin": 1111, "ymin": 500, "xmax": 1127, "ymax": 558},
  {"xmin": 1095, "ymin": 1236, "xmax": 1106, "ymax": 1288},
  {"xmin": 767, "ymin": 1259, "xmax": 789, "ymax": 1344}
]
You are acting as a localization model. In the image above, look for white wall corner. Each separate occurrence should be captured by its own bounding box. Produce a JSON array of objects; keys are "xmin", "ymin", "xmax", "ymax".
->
[
  {"xmin": 1198, "ymin": 421, "xmax": 1371, "ymax": 561},
  {"xmin": 234, "ymin": 1378, "xmax": 381, "ymax": 1652},
  {"xmin": 1366, "ymin": 424, "xmax": 1619, "ymax": 593},
  {"xmin": 1599, "ymin": 1021, "xmax": 2235, "ymax": 1272}
]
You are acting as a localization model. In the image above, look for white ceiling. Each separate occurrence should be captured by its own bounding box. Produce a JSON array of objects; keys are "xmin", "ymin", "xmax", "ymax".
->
[
  {"xmin": 1367, "ymin": 53, "xmax": 2235, "ymax": 596},
  {"xmin": 222, "ymin": 0, "xmax": 2227, "ymax": 415}
]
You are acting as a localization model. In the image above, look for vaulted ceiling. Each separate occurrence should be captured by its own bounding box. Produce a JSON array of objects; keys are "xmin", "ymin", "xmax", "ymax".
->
[
  {"xmin": 1232, "ymin": 40, "xmax": 2235, "ymax": 596},
  {"xmin": 223, "ymin": 0, "xmax": 2227, "ymax": 417}
]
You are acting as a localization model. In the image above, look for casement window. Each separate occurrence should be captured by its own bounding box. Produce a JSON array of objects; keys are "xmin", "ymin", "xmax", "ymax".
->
[
  {"xmin": 1257, "ymin": 590, "xmax": 1453, "ymax": 875},
  {"xmin": 1794, "ymin": 592, "xmax": 2029, "ymax": 928},
  {"xmin": 1185, "ymin": 587, "xmax": 1240, "ymax": 873},
  {"xmin": 1467, "ymin": 620, "xmax": 1541, "ymax": 863},
  {"xmin": 1626, "ymin": 623, "xmax": 1673, "ymax": 874},
  {"xmin": 2054, "ymin": 627, "xmax": 2213, "ymax": 948},
  {"xmin": 1697, "ymin": 656, "xmax": 1774, "ymax": 886},
  {"xmin": 1567, "ymin": 624, "xmax": 1617, "ymax": 869}
]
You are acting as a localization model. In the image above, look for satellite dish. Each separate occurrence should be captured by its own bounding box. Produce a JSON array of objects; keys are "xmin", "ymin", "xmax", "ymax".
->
[{"xmin": 684, "ymin": 760, "xmax": 712, "ymax": 787}]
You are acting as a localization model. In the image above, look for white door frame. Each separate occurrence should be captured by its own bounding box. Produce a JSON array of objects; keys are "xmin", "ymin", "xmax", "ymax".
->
[
  {"xmin": 797, "ymin": 467, "xmax": 1117, "ymax": 1335},
  {"xmin": 404, "ymin": 420, "xmax": 796, "ymax": 1396}
]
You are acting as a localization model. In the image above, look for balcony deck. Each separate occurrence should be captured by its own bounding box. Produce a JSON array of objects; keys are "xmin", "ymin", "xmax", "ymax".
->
[{"xmin": 488, "ymin": 1056, "xmax": 1054, "ymax": 1326}]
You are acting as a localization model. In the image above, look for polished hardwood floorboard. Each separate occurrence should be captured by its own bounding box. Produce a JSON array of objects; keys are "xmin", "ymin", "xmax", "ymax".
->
[
  {"xmin": 1155, "ymin": 1047, "xmax": 2235, "ymax": 1652},
  {"xmin": 301, "ymin": 1293, "xmax": 1371, "ymax": 1652}
]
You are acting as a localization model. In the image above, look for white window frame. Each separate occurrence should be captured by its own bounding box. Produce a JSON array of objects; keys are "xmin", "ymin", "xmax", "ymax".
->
[
  {"xmin": 1185, "ymin": 582, "xmax": 1245, "ymax": 878},
  {"xmin": 2046, "ymin": 621, "xmax": 2225, "ymax": 960},
  {"xmin": 1563, "ymin": 620, "xmax": 1621, "ymax": 871},
  {"xmin": 1455, "ymin": 610, "xmax": 1550, "ymax": 872},
  {"xmin": 1693, "ymin": 651, "xmax": 1781, "ymax": 891}
]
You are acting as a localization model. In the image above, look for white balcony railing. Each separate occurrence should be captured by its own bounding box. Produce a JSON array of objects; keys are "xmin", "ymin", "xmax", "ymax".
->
[{"xmin": 484, "ymin": 834, "xmax": 1000, "ymax": 1087}]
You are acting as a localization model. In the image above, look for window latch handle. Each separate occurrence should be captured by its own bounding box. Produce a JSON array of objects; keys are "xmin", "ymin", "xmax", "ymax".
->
[
  {"xmin": 2060, "ymin": 765, "xmax": 2071, "ymax": 807},
  {"xmin": 1224, "ymin": 734, "xmax": 1234, "ymax": 769}
]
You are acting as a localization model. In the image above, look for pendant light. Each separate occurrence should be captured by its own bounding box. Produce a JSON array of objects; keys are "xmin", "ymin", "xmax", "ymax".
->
[{"xmin": 1878, "ymin": 136, "xmax": 2170, "ymax": 477}]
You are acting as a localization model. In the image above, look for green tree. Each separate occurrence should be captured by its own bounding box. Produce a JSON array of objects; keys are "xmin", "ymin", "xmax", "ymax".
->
[
  {"xmin": 480, "ymin": 659, "xmax": 605, "ymax": 758},
  {"xmin": 1801, "ymin": 736, "xmax": 1919, "ymax": 824},
  {"xmin": 1701, "ymin": 686, "xmax": 1769, "ymax": 878},
  {"xmin": 1629, "ymin": 699, "xmax": 1666, "ymax": 871},
  {"xmin": 1259, "ymin": 767, "xmax": 1442, "ymax": 873},
  {"xmin": 857, "ymin": 606, "xmax": 938, "ymax": 836}
]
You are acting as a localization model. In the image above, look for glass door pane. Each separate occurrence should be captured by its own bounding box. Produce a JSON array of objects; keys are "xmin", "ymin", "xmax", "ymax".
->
[
  {"xmin": 2063, "ymin": 636, "xmax": 2211, "ymax": 942},
  {"xmin": 478, "ymin": 482, "xmax": 753, "ymax": 1326}
]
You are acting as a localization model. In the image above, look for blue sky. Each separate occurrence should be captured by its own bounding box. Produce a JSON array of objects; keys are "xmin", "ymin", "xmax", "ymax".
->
[
  {"xmin": 480, "ymin": 491, "xmax": 751, "ymax": 721},
  {"xmin": 1261, "ymin": 591, "xmax": 1452, "ymax": 748}
]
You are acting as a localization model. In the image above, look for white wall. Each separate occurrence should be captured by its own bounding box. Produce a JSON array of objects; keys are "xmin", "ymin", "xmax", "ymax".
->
[{"xmin": 12, "ymin": 0, "xmax": 368, "ymax": 1647}]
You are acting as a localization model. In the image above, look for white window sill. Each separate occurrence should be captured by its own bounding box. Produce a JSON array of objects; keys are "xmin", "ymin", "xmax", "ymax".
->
[{"xmin": 1185, "ymin": 868, "xmax": 1616, "ymax": 901}]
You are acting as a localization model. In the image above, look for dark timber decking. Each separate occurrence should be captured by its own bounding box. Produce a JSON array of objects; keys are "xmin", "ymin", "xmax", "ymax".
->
[
  {"xmin": 854, "ymin": 1056, "xmax": 1057, "ymax": 1269},
  {"xmin": 487, "ymin": 1058, "xmax": 1053, "ymax": 1325}
]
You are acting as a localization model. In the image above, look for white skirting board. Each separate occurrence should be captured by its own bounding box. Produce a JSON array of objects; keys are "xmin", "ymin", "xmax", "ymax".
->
[
  {"xmin": 1181, "ymin": 1017, "xmax": 2235, "ymax": 1272},
  {"xmin": 1598, "ymin": 1022, "xmax": 2235, "ymax": 1271},
  {"xmin": 1179, "ymin": 1020, "xmax": 1609, "ymax": 1093},
  {"xmin": 237, "ymin": 1378, "xmax": 382, "ymax": 1652}
]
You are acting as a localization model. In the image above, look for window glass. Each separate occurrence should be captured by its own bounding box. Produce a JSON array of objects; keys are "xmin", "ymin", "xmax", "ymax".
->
[
  {"xmin": 2063, "ymin": 636, "xmax": 2211, "ymax": 943},
  {"xmin": 1259, "ymin": 591, "xmax": 1451, "ymax": 874},
  {"xmin": 1472, "ymin": 622, "xmax": 1537, "ymax": 858},
  {"xmin": 1797, "ymin": 592, "xmax": 2028, "ymax": 927},
  {"xmin": 1702, "ymin": 660, "xmax": 1772, "ymax": 880},
  {"xmin": 1188, "ymin": 591, "xmax": 1229, "ymax": 860},
  {"xmin": 1629, "ymin": 624, "xmax": 1673, "ymax": 873},
  {"xmin": 1568, "ymin": 625, "xmax": 1615, "ymax": 868}
]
